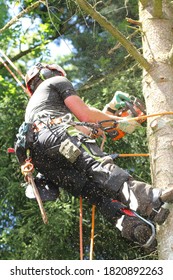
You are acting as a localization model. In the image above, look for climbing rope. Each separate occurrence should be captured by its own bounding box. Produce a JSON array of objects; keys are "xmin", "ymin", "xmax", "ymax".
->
[
  {"xmin": 0, "ymin": 50, "xmax": 25, "ymax": 79},
  {"xmin": 79, "ymin": 196, "xmax": 83, "ymax": 260},
  {"xmin": 121, "ymin": 111, "xmax": 173, "ymax": 123},
  {"xmin": 0, "ymin": 50, "xmax": 28, "ymax": 95},
  {"xmin": 115, "ymin": 153, "xmax": 149, "ymax": 157},
  {"xmin": 89, "ymin": 205, "xmax": 96, "ymax": 260}
]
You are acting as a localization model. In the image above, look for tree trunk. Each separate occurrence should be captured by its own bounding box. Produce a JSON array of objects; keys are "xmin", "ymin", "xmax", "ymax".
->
[{"xmin": 139, "ymin": 0, "xmax": 173, "ymax": 259}]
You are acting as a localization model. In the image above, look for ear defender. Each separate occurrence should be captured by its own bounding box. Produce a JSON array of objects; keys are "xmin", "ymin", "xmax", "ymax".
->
[
  {"xmin": 39, "ymin": 68, "xmax": 62, "ymax": 81},
  {"xmin": 39, "ymin": 68, "xmax": 55, "ymax": 80}
]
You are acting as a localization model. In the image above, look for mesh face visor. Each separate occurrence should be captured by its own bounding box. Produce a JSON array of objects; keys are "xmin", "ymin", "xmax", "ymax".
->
[{"xmin": 27, "ymin": 74, "xmax": 41, "ymax": 94}]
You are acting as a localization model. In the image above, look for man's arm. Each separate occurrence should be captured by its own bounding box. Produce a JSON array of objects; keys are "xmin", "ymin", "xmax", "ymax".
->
[
  {"xmin": 64, "ymin": 95, "xmax": 121, "ymax": 124},
  {"xmin": 64, "ymin": 95, "xmax": 141, "ymax": 136}
]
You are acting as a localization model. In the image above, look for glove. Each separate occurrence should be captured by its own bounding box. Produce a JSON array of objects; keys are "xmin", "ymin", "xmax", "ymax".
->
[
  {"xmin": 107, "ymin": 91, "xmax": 131, "ymax": 111},
  {"xmin": 117, "ymin": 118, "xmax": 141, "ymax": 134}
]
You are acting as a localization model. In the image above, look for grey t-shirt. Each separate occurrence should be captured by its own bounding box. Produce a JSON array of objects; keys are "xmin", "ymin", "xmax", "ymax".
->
[{"xmin": 25, "ymin": 76, "xmax": 77, "ymax": 123}]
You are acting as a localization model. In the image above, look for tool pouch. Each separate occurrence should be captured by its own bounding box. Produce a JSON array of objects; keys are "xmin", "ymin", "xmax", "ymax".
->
[
  {"xmin": 16, "ymin": 122, "xmax": 34, "ymax": 148},
  {"xmin": 59, "ymin": 138, "xmax": 81, "ymax": 163},
  {"xmin": 15, "ymin": 122, "xmax": 34, "ymax": 164}
]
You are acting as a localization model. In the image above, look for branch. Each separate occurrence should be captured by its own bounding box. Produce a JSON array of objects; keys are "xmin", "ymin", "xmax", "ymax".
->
[
  {"xmin": 108, "ymin": 29, "xmax": 139, "ymax": 55},
  {"xmin": 139, "ymin": 0, "xmax": 149, "ymax": 7},
  {"xmin": 126, "ymin": 17, "xmax": 141, "ymax": 26},
  {"xmin": 78, "ymin": 56, "xmax": 135, "ymax": 93},
  {"xmin": 0, "ymin": 1, "xmax": 44, "ymax": 34},
  {"xmin": 153, "ymin": 0, "xmax": 162, "ymax": 18},
  {"xmin": 75, "ymin": 0, "xmax": 151, "ymax": 71}
]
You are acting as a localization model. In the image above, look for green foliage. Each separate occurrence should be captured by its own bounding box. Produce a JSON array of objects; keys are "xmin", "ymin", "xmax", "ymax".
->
[
  {"xmin": 1, "ymin": 194, "xmax": 83, "ymax": 260},
  {"xmin": 0, "ymin": 0, "xmax": 155, "ymax": 260}
]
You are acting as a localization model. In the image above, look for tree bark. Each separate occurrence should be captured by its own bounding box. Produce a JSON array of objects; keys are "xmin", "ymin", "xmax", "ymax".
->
[{"xmin": 139, "ymin": 0, "xmax": 173, "ymax": 259}]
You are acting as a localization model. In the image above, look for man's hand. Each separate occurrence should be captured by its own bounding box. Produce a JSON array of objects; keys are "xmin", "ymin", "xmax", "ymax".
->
[
  {"xmin": 108, "ymin": 91, "xmax": 131, "ymax": 110},
  {"xmin": 117, "ymin": 118, "xmax": 140, "ymax": 134},
  {"xmin": 103, "ymin": 91, "xmax": 131, "ymax": 114}
]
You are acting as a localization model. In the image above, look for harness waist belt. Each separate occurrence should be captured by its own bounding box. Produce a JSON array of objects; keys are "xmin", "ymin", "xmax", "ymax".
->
[
  {"xmin": 33, "ymin": 113, "xmax": 73, "ymax": 132},
  {"xmin": 33, "ymin": 117, "xmax": 63, "ymax": 132}
]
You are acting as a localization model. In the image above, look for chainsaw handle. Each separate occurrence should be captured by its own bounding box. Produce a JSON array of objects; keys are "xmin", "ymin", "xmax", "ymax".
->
[{"xmin": 125, "ymin": 101, "xmax": 138, "ymax": 117}]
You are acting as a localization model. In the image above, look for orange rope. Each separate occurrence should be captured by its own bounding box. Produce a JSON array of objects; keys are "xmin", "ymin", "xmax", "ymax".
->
[
  {"xmin": 79, "ymin": 196, "xmax": 83, "ymax": 260},
  {"xmin": 0, "ymin": 51, "xmax": 29, "ymax": 95},
  {"xmin": 0, "ymin": 50, "xmax": 25, "ymax": 79},
  {"xmin": 89, "ymin": 205, "xmax": 96, "ymax": 260},
  {"xmin": 120, "ymin": 111, "xmax": 173, "ymax": 123},
  {"xmin": 0, "ymin": 56, "xmax": 28, "ymax": 95},
  {"xmin": 119, "ymin": 153, "xmax": 149, "ymax": 157}
]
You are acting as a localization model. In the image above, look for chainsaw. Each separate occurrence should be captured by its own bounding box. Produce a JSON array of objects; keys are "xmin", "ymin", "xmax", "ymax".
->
[{"xmin": 104, "ymin": 96, "xmax": 146, "ymax": 141}]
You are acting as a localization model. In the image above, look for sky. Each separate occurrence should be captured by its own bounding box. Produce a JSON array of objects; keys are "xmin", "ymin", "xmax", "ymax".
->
[
  {"xmin": 9, "ymin": 2, "xmax": 73, "ymax": 58},
  {"xmin": 47, "ymin": 39, "xmax": 73, "ymax": 57}
]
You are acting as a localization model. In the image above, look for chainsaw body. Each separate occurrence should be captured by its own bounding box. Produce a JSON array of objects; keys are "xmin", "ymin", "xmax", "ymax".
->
[{"xmin": 106, "ymin": 96, "xmax": 146, "ymax": 141}]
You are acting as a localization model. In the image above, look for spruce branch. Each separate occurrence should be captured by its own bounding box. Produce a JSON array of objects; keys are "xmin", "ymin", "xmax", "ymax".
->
[
  {"xmin": 0, "ymin": 1, "xmax": 44, "ymax": 34},
  {"xmin": 126, "ymin": 18, "xmax": 142, "ymax": 26},
  {"xmin": 75, "ymin": 0, "xmax": 151, "ymax": 71}
]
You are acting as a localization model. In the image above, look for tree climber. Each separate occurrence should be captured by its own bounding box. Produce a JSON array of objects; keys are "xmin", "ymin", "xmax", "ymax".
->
[{"xmin": 15, "ymin": 62, "xmax": 173, "ymax": 251}]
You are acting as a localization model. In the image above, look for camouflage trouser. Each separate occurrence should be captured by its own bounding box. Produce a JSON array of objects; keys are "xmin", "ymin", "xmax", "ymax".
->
[
  {"xmin": 32, "ymin": 124, "xmax": 130, "ymax": 197},
  {"xmin": 31, "ymin": 123, "xmax": 166, "ymax": 247}
]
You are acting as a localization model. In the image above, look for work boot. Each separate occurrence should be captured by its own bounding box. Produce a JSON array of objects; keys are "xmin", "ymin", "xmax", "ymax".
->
[
  {"xmin": 160, "ymin": 187, "xmax": 173, "ymax": 203},
  {"xmin": 121, "ymin": 216, "xmax": 157, "ymax": 252}
]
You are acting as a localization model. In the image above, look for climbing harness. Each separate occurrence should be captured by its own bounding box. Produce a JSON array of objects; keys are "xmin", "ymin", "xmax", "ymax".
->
[{"xmin": 11, "ymin": 110, "xmax": 173, "ymax": 258}]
